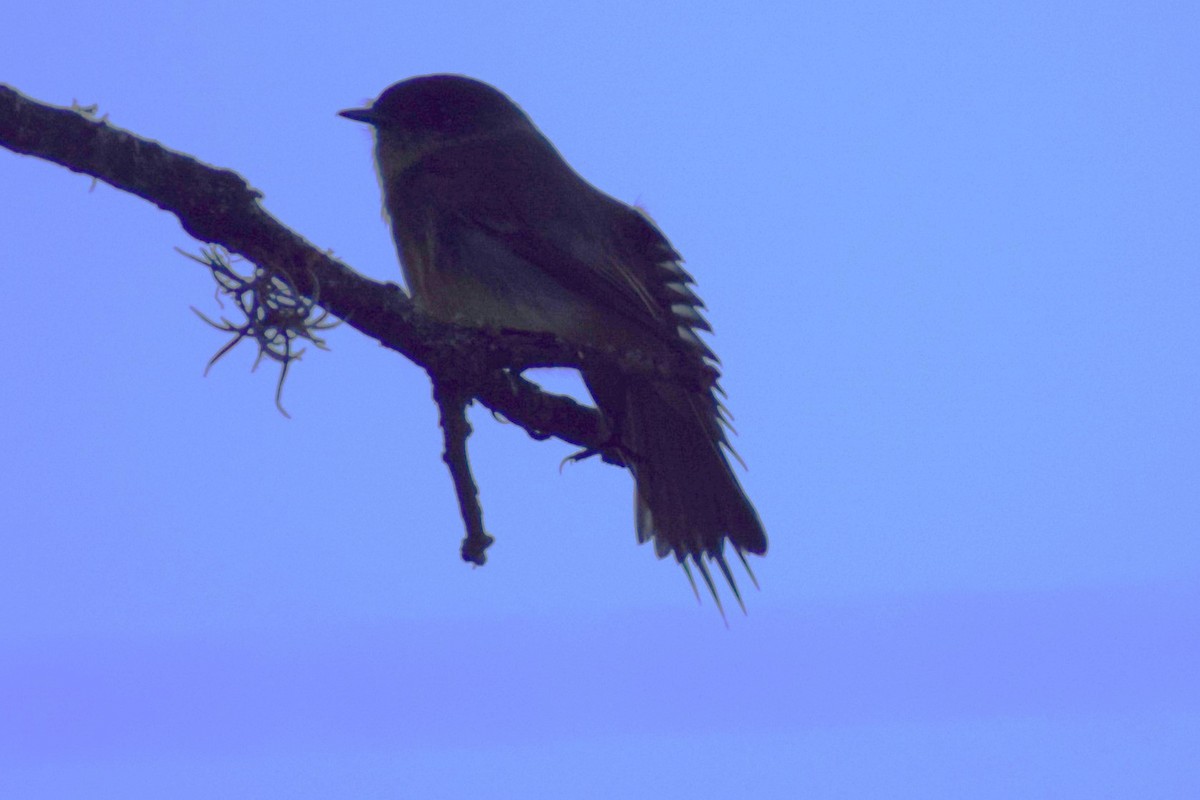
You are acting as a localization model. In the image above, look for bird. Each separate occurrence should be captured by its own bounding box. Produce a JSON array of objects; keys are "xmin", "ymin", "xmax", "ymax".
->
[{"xmin": 339, "ymin": 75, "xmax": 766, "ymax": 612}]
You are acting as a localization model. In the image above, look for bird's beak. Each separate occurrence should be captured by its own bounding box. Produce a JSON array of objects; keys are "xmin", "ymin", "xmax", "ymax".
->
[{"xmin": 338, "ymin": 107, "xmax": 378, "ymax": 125}]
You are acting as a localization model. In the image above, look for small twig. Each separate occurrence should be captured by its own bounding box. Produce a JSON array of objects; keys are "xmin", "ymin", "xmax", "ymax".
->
[{"xmin": 432, "ymin": 379, "xmax": 494, "ymax": 565}]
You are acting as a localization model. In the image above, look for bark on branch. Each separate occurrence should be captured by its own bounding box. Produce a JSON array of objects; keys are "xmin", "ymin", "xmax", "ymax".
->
[{"xmin": 432, "ymin": 379, "xmax": 495, "ymax": 564}]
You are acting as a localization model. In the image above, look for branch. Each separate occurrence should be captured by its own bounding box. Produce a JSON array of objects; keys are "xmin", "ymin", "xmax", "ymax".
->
[
  {"xmin": 432, "ymin": 380, "xmax": 495, "ymax": 565},
  {"xmin": 0, "ymin": 84, "xmax": 710, "ymax": 455}
]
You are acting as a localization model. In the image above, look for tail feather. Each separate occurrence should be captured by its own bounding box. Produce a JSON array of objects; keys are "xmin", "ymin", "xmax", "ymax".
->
[
  {"xmin": 713, "ymin": 551, "xmax": 745, "ymax": 614},
  {"xmin": 693, "ymin": 558, "xmax": 727, "ymax": 620},
  {"xmin": 587, "ymin": 368, "xmax": 767, "ymax": 610}
]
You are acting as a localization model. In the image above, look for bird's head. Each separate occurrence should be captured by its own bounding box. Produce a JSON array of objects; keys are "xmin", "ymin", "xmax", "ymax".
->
[{"xmin": 340, "ymin": 75, "xmax": 535, "ymax": 174}]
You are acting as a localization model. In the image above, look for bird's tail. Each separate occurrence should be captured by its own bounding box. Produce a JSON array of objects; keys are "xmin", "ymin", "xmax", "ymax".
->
[{"xmin": 588, "ymin": 368, "xmax": 767, "ymax": 614}]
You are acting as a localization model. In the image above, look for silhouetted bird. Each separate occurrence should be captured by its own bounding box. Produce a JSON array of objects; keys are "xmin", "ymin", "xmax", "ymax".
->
[{"xmin": 341, "ymin": 75, "xmax": 767, "ymax": 612}]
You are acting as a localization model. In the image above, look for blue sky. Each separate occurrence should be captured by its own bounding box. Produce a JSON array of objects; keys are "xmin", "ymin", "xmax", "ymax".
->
[{"xmin": 2, "ymin": 1, "xmax": 1198, "ymax": 797}]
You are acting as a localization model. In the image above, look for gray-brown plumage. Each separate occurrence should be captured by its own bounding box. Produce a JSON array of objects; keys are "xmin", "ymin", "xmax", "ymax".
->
[{"xmin": 340, "ymin": 75, "xmax": 766, "ymax": 610}]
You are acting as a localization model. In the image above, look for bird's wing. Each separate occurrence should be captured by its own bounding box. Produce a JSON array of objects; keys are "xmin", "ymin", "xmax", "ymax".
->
[{"xmin": 426, "ymin": 133, "xmax": 693, "ymax": 339}]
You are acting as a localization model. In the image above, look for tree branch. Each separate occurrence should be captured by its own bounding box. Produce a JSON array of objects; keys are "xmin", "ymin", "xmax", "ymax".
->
[{"xmin": 432, "ymin": 379, "xmax": 495, "ymax": 565}]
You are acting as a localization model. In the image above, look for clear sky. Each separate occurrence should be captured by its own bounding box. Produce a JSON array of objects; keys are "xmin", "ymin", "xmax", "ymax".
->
[{"xmin": 3, "ymin": 1, "xmax": 1198, "ymax": 797}]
